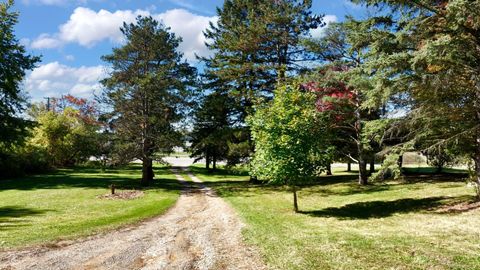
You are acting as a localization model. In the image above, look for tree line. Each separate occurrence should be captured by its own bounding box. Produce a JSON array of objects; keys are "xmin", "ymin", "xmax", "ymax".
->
[{"xmin": 1, "ymin": 0, "xmax": 479, "ymax": 208}]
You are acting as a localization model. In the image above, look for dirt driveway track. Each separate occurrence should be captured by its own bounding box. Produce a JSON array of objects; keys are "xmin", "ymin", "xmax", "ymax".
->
[{"xmin": 0, "ymin": 159, "xmax": 266, "ymax": 270}]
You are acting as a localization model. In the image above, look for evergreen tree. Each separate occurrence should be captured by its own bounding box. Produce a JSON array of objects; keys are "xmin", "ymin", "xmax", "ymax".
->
[
  {"xmin": 0, "ymin": 0, "xmax": 40, "ymax": 147},
  {"xmin": 348, "ymin": 0, "xmax": 480, "ymax": 194},
  {"xmin": 101, "ymin": 16, "xmax": 196, "ymax": 186},
  {"xmin": 203, "ymin": 0, "xmax": 322, "ymax": 112},
  {"xmin": 189, "ymin": 91, "xmax": 233, "ymax": 170}
]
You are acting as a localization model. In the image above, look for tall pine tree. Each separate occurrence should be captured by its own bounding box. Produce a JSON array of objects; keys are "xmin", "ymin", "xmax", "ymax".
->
[{"xmin": 101, "ymin": 16, "xmax": 196, "ymax": 185}]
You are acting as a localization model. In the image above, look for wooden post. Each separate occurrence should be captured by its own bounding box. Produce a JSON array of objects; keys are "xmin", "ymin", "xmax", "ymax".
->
[{"xmin": 292, "ymin": 185, "xmax": 299, "ymax": 213}]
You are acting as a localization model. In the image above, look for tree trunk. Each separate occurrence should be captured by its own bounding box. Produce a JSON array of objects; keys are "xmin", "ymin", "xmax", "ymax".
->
[
  {"xmin": 148, "ymin": 162, "xmax": 154, "ymax": 180},
  {"xmin": 326, "ymin": 163, "xmax": 332, "ymax": 175},
  {"xmin": 353, "ymin": 88, "xmax": 367, "ymax": 185},
  {"xmin": 141, "ymin": 158, "xmax": 153, "ymax": 186},
  {"xmin": 474, "ymin": 78, "xmax": 480, "ymax": 199},
  {"xmin": 205, "ymin": 151, "xmax": 210, "ymax": 170},
  {"xmin": 369, "ymin": 159, "xmax": 375, "ymax": 175},
  {"xmin": 474, "ymin": 153, "xmax": 480, "ymax": 200},
  {"xmin": 292, "ymin": 185, "xmax": 299, "ymax": 213},
  {"xmin": 212, "ymin": 154, "xmax": 217, "ymax": 171},
  {"xmin": 347, "ymin": 161, "xmax": 351, "ymax": 172},
  {"xmin": 358, "ymin": 159, "xmax": 368, "ymax": 185},
  {"xmin": 397, "ymin": 154, "xmax": 403, "ymax": 168}
]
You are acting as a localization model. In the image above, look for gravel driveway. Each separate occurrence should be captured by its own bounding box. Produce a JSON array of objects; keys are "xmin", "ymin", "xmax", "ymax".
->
[{"xmin": 0, "ymin": 159, "xmax": 266, "ymax": 270}]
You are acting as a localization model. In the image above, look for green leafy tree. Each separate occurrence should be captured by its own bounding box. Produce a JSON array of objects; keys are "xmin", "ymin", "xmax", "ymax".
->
[
  {"xmin": 101, "ymin": 16, "xmax": 196, "ymax": 186},
  {"xmin": 248, "ymin": 83, "xmax": 327, "ymax": 212},
  {"xmin": 0, "ymin": 0, "xmax": 40, "ymax": 147},
  {"xmin": 29, "ymin": 107, "xmax": 100, "ymax": 166},
  {"xmin": 423, "ymin": 147, "xmax": 456, "ymax": 173}
]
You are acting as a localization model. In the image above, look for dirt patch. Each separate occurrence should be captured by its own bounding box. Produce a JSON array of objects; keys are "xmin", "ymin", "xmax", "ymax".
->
[
  {"xmin": 97, "ymin": 190, "xmax": 144, "ymax": 200},
  {"xmin": 435, "ymin": 200, "xmax": 480, "ymax": 213}
]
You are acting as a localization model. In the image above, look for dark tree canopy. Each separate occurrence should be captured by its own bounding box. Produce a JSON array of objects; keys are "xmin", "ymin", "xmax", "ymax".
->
[
  {"xmin": 345, "ymin": 0, "xmax": 480, "ymax": 191},
  {"xmin": 202, "ymin": 0, "xmax": 323, "ymax": 116},
  {"xmin": 189, "ymin": 91, "xmax": 234, "ymax": 170},
  {"xmin": 0, "ymin": 0, "xmax": 40, "ymax": 147}
]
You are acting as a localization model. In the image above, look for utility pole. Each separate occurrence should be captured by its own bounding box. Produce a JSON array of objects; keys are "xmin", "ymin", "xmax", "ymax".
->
[{"xmin": 44, "ymin": 97, "xmax": 51, "ymax": 111}]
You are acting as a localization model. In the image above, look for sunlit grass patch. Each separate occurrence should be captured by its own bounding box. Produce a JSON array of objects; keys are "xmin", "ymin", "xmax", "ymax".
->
[
  {"xmin": 0, "ymin": 164, "xmax": 180, "ymax": 248},
  {"xmin": 193, "ymin": 165, "xmax": 480, "ymax": 270}
]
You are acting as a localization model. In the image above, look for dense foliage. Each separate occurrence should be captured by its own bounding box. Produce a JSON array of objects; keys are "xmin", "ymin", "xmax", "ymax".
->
[
  {"xmin": 344, "ymin": 0, "xmax": 480, "ymax": 196},
  {"xmin": 0, "ymin": 0, "xmax": 40, "ymax": 148},
  {"xmin": 303, "ymin": 21, "xmax": 382, "ymax": 184},
  {"xmin": 0, "ymin": 0, "xmax": 41, "ymax": 177},
  {"xmin": 249, "ymin": 83, "xmax": 327, "ymax": 211}
]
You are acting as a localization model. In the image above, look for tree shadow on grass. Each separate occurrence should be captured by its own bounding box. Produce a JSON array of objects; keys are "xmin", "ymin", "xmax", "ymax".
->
[
  {"xmin": 0, "ymin": 165, "xmax": 181, "ymax": 191},
  {"xmin": 189, "ymin": 166, "xmax": 249, "ymax": 177},
  {"xmin": 0, "ymin": 206, "xmax": 50, "ymax": 231},
  {"xmin": 300, "ymin": 196, "xmax": 452, "ymax": 219},
  {"xmin": 201, "ymin": 180, "xmax": 280, "ymax": 198},
  {"xmin": 313, "ymin": 174, "xmax": 359, "ymax": 186},
  {"xmin": 199, "ymin": 173, "xmax": 390, "ymax": 198}
]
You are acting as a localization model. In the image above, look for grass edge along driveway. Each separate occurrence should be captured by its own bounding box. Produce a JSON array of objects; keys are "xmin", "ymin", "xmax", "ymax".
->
[{"xmin": 0, "ymin": 164, "xmax": 181, "ymax": 249}]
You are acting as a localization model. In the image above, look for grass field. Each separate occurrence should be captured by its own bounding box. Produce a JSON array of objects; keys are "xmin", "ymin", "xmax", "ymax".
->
[
  {"xmin": 0, "ymin": 164, "xmax": 180, "ymax": 249},
  {"xmin": 190, "ymin": 165, "xmax": 480, "ymax": 270}
]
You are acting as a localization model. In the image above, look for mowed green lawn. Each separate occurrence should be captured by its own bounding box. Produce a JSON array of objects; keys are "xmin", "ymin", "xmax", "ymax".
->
[
  {"xmin": 0, "ymin": 164, "xmax": 180, "ymax": 248},
  {"xmin": 190, "ymin": 165, "xmax": 480, "ymax": 270}
]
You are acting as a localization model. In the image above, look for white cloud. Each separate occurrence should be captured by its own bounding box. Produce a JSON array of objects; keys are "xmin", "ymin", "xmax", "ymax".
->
[
  {"xmin": 30, "ymin": 7, "xmax": 217, "ymax": 61},
  {"xmin": 58, "ymin": 7, "xmax": 150, "ymax": 47},
  {"xmin": 31, "ymin": 34, "xmax": 63, "ymax": 49},
  {"xmin": 155, "ymin": 9, "xmax": 218, "ymax": 61},
  {"xmin": 310, "ymin": 14, "xmax": 338, "ymax": 38},
  {"xmin": 25, "ymin": 61, "xmax": 107, "ymax": 99},
  {"xmin": 70, "ymin": 83, "xmax": 102, "ymax": 96}
]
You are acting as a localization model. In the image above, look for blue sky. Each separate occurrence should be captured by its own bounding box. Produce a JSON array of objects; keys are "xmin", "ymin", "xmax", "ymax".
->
[{"xmin": 12, "ymin": 0, "xmax": 365, "ymax": 101}]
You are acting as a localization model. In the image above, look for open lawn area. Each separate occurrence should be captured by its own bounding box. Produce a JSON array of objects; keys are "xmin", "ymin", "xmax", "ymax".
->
[
  {"xmin": 0, "ymin": 164, "xmax": 180, "ymax": 249},
  {"xmin": 190, "ymin": 165, "xmax": 480, "ymax": 270}
]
